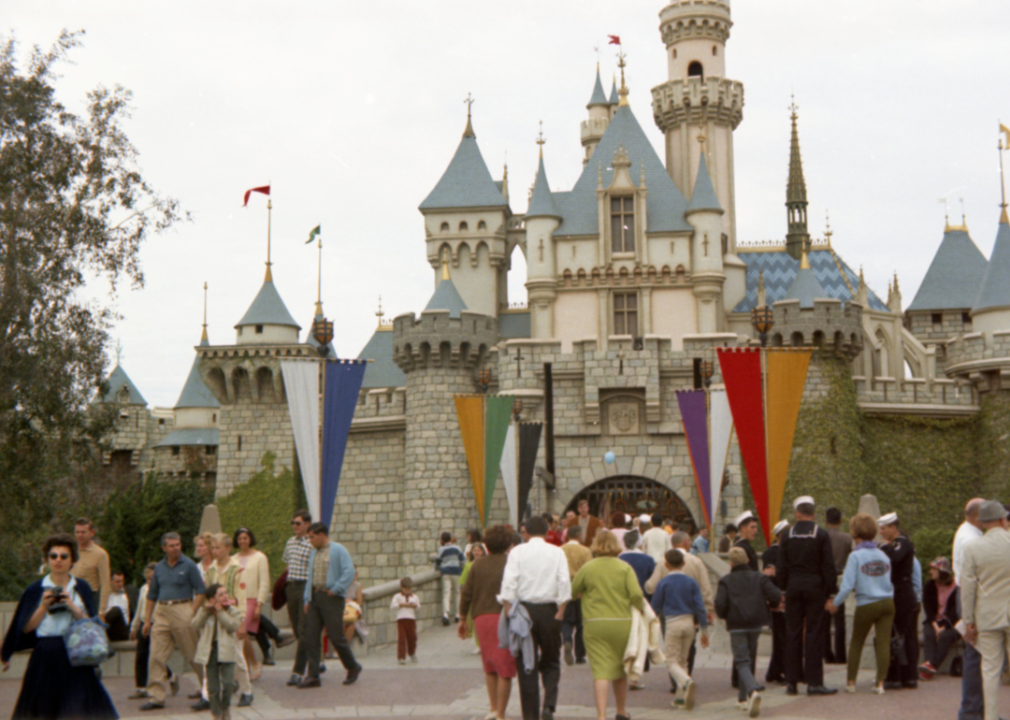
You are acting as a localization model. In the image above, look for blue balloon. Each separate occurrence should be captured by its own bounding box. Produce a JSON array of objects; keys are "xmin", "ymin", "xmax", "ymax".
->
[{"xmin": 604, "ymin": 451, "xmax": 616, "ymax": 464}]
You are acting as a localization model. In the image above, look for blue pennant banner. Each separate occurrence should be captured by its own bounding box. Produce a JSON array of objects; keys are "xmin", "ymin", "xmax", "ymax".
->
[{"xmin": 321, "ymin": 360, "xmax": 366, "ymax": 527}]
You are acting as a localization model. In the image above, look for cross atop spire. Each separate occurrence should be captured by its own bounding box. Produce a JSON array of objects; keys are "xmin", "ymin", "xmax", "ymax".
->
[
  {"xmin": 824, "ymin": 209, "xmax": 833, "ymax": 247},
  {"xmin": 536, "ymin": 120, "xmax": 546, "ymax": 158},
  {"xmin": 201, "ymin": 281, "xmax": 209, "ymax": 343},
  {"xmin": 463, "ymin": 93, "xmax": 475, "ymax": 138},
  {"xmin": 999, "ymin": 121, "xmax": 1009, "ymax": 223}
]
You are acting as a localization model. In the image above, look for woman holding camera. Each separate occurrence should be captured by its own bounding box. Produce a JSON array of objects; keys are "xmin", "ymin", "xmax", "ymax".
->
[{"xmin": 1, "ymin": 533, "xmax": 118, "ymax": 719}]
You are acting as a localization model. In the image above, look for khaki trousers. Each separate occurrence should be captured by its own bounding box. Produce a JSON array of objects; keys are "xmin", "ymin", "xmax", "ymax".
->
[
  {"xmin": 664, "ymin": 615, "xmax": 696, "ymax": 689},
  {"xmin": 147, "ymin": 603, "xmax": 203, "ymax": 703},
  {"xmin": 201, "ymin": 635, "xmax": 252, "ymax": 699},
  {"xmin": 978, "ymin": 627, "xmax": 1010, "ymax": 720}
]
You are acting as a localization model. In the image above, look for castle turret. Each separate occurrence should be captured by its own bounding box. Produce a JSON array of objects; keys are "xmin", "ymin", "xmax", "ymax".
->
[
  {"xmin": 525, "ymin": 145, "xmax": 562, "ymax": 339},
  {"xmin": 581, "ymin": 66, "xmax": 612, "ymax": 165},
  {"xmin": 785, "ymin": 103, "xmax": 810, "ymax": 261},
  {"xmin": 971, "ymin": 215, "xmax": 1010, "ymax": 333},
  {"xmin": 686, "ymin": 152, "xmax": 724, "ymax": 332},
  {"xmin": 652, "ymin": 0, "xmax": 744, "ymax": 248},
  {"xmin": 234, "ymin": 276, "xmax": 301, "ymax": 345},
  {"xmin": 419, "ymin": 104, "xmax": 511, "ymax": 317}
]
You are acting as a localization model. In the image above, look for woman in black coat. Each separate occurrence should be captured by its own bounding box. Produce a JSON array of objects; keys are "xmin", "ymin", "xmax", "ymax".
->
[
  {"xmin": 1, "ymin": 534, "xmax": 118, "ymax": 720},
  {"xmin": 919, "ymin": 556, "xmax": 960, "ymax": 679}
]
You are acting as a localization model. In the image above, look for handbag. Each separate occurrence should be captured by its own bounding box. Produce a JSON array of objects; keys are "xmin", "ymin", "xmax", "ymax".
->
[
  {"xmin": 343, "ymin": 600, "xmax": 362, "ymax": 623},
  {"xmin": 63, "ymin": 617, "xmax": 110, "ymax": 667}
]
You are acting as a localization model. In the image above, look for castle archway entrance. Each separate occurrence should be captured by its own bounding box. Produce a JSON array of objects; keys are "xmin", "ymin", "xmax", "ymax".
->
[{"xmin": 565, "ymin": 476, "xmax": 696, "ymax": 534}]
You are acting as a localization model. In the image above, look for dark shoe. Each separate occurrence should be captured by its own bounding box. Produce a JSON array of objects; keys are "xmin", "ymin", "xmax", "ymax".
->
[
  {"xmin": 319, "ymin": 663, "xmax": 327, "ymax": 673},
  {"xmin": 765, "ymin": 675, "xmax": 785, "ymax": 685},
  {"xmin": 807, "ymin": 685, "xmax": 838, "ymax": 696},
  {"xmin": 298, "ymin": 677, "xmax": 321, "ymax": 689},
  {"xmin": 902, "ymin": 680, "xmax": 918, "ymax": 689},
  {"xmin": 277, "ymin": 635, "xmax": 297, "ymax": 649},
  {"xmin": 262, "ymin": 649, "xmax": 275, "ymax": 666},
  {"xmin": 128, "ymin": 690, "xmax": 148, "ymax": 700},
  {"xmin": 542, "ymin": 708, "xmax": 554, "ymax": 720},
  {"xmin": 755, "ymin": 685, "xmax": 766, "ymax": 692},
  {"xmin": 616, "ymin": 714, "xmax": 631, "ymax": 720},
  {"xmin": 563, "ymin": 641, "xmax": 574, "ymax": 666},
  {"xmin": 191, "ymin": 699, "xmax": 211, "ymax": 711},
  {"xmin": 786, "ymin": 684, "xmax": 798, "ymax": 696},
  {"xmin": 139, "ymin": 702, "xmax": 165, "ymax": 711},
  {"xmin": 441, "ymin": 614, "xmax": 450, "ymax": 626},
  {"xmin": 286, "ymin": 674, "xmax": 302, "ymax": 687},
  {"xmin": 237, "ymin": 693, "xmax": 253, "ymax": 707},
  {"xmin": 188, "ymin": 691, "xmax": 202, "ymax": 700},
  {"xmin": 576, "ymin": 658, "xmax": 587, "ymax": 664},
  {"xmin": 883, "ymin": 681, "xmax": 903, "ymax": 690},
  {"xmin": 343, "ymin": 665, "xmax": 362, "ymax": 685}
]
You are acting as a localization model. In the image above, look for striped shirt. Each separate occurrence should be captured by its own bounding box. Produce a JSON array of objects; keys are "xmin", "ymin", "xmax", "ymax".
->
[{"xmin": 283, "ymin": 536, "xmax": 313, "ymax": 582}]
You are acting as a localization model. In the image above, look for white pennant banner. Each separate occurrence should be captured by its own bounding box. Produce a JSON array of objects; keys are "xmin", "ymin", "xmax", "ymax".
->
[
  {"xmin": 500, "ymin": 423, "xmax": 518, "ymax": 527},
  {"xmin": 280, "ymin": 361, "xmax": 321, "ymax": 523},
  {"xmin": 708, "ymin": 388, "xmax": 734, "ymax": 526}
]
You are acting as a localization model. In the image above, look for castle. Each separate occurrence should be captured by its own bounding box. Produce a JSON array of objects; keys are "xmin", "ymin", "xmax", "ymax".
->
[{"xmin": 102, "ymin": 0, "xmax": 1010, "ymax": 588}]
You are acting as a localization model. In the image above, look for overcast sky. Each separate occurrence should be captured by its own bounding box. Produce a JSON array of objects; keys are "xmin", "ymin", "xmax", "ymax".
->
[{"xmin": 7, "ymin": 0, "xmax": 1010, "ymax": 407}]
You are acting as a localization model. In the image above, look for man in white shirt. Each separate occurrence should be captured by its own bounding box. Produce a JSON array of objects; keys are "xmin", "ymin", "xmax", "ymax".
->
[
  {"xmin": 642, "ymin": 512, "xmax": 672, "ymax": 565},
  {"xmin": 954, "ymin": 498, "xmax": 985, "ymax": 720},
  {"xmin": 499, "ymin": 516, "xmax": 571, "ymax": 720},
  {"xmin": 105, "ymin": 570, "xmax": 136, "ymax": 641}
]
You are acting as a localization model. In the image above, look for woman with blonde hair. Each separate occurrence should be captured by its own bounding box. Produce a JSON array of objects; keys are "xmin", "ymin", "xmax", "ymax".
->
[
  {"xmin": 826, "ymin": 513, "xmax": 895, "ymax": 695},
  {"xmin": 571, "ymin": 529, "xmax": 645, "ymax": 720},
  {"xmin": 194, "ymin": 532, "xmax": 215, "ymax": 579}
]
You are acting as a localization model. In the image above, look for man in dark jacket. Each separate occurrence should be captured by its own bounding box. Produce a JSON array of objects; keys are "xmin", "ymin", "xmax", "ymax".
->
[
  {"xmin": 716, "ymin": 547, "xmax": 782, "ymax": 718},
  {"xmin": 733, "ymin": 512, "xmax": 760, "ymax": 571},
  {"xmin": 760, "ymin": 521, "xmax": 790, "ymax": 685},
  {"xmin": 779, "ymin": 496, "xmax": 838, "ymax": 696},
  {"xmin": 879, "ymin": 512, "xmax": 920, "ymax": 689}
]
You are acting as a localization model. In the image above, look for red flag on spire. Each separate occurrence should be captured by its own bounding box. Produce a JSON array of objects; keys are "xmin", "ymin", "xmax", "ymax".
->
[
  {"xmin": 608, "ymin": 35, "xmax": 621, "ymax": 45},
  {"xmin": 243, "ymin": 185, "xmax": 270, "ymax": 207}
]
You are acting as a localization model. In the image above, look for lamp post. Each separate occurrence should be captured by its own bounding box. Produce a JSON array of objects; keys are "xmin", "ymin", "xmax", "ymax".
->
[
  {"xmin": 477, "ymin": 367, "xmax": 492, "ymax": 394},
  {"xmin": 312, "ymin": 317, "xmax": 334, "ymax": 358},
  {"xmin": 750, "ymin": 305, "xmax": 774, "ymax": 348},
  {"xmin": 699, "ymin": 360, "xmax": 714, "ymax": 389}
]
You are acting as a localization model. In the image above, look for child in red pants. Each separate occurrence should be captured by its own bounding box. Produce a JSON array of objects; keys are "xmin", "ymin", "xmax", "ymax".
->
[{"xmin": 390, "ymin": 577, "xmax": 420, "ymax": 664}]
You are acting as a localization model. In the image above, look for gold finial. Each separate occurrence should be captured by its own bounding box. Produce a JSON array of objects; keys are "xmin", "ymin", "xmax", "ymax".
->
[
  {"xmin": 824, "ymin": 210, "xmax": 833, "ymax": 247},
  {"xmin": 463, "ymin": 93, "xmax": 475, "ymax": 138},
  {"xmin": 960, "ymin": 197, "xmax": 967, "ymax": 228},
  {"xmin": 536, "ymin": 120, "xmax": 545, "ymax": 159},
  {"xmin": 201, "ymin": 281, "xmax": 208, "ymax": 342},
  {"xmin": 265, "ymin": 196, "xmax": 273, "ymax": 281},
  {"xmin": 789, "ymin": 92, "xmax": 798, "ymax": 120},
  {"xmin": 441, "ymin": 248, "xmax": 451, "ymax": 280},
  {"xmin": 376, "ymin": 295, "xmax": 384, "ymax": 328},
  {"xmin": 999, "ymin": 122, "xmax": 1008, "ymax": 222},
  {"xmin": 799, "ymin": 245, "xmax": 810, "ymax": 270},
  {"xmin": 617, "ymin": 49, "xmax": 629, "ymax": 107}
]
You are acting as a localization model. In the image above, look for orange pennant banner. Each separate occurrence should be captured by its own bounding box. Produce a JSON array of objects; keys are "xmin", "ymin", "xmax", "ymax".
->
[
  {"xmin": 765, "ymin": 350, "xmax": 812, "ymax": 531},
  {"xmin": 454, "ymin": 395, "xmax": 486, "ymax": 522}
]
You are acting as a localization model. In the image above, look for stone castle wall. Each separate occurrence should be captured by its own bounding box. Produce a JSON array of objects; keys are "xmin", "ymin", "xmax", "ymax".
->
[{"xmin": 215, "ymin": 403, "xmax": 294, "ymax": 497}]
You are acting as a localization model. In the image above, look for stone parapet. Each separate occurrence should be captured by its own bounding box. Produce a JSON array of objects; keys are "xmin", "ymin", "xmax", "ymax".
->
[
  {"xmin": 652, "ymin": 77, "xmax": 744, "ymax": 132},
  {"xmin": 392, "ymin": 311, "xmax": 498, "ymax": 373},
  {"xmin": 853, "ymin": 376, "xmax": 978, "ymax": 415},
  {"xmin": 770, "ymin": 298, "xmax": 864, "ymax": 359},
  {"xmin": 659, "ymin": 0, "xmax": 733, "ymax": 44}
]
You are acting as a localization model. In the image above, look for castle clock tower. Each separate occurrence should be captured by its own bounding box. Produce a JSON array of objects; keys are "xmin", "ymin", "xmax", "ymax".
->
[{"xmin": 651, "ymin": 0, "xmax": 744, "ymax": 250}]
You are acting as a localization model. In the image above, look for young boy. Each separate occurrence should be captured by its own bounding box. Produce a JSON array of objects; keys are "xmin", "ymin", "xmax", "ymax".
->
[
  {"xmin": 651, "ymin": 549, "xmax": 709, "ymax": 710},
  {"xmin": 715, "ymin": 547, "xmax": 782, "ymax": 718},
  {"xmin": 191, "ymin": 583, "xmax": 243, "ymax": 720},
  {"xmin": 390, "ymin": 577, "xmax": 420, "ymax": 664},
  {"xmin": 435, "ymin": 531, "xmax": 465, "ymax": 625}
]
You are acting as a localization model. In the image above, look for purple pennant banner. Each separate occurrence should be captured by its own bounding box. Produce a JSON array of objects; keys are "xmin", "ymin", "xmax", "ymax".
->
[{"xmin": 676, "ymin": 390, "xmax": 712, "ymax": 526}]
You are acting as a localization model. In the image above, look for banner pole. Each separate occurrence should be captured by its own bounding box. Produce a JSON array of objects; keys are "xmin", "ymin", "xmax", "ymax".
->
[{"xmin": 318, "ymin": 357, "xmax": 325, "ymax": 525}]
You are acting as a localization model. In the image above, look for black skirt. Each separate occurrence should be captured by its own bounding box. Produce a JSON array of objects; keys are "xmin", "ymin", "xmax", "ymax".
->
[{"xmin": 12, "ymin": 636, "xmax": 118, "ymax": 720}]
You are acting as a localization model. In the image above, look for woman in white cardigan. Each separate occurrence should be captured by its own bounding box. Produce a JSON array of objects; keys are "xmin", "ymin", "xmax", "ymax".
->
[{"xmin": 234, "ymin": 528, "xmax": 290, "ymax": 674}]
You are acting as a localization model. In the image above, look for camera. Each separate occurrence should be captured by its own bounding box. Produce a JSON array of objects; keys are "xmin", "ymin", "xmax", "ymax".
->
[{"xmin": 48, "ymin": 586, "xmax": 68, "ymax": 615}]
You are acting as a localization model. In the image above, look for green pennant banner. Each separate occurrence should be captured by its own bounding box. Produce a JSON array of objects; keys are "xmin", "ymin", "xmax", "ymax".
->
[{"xmin": 483, "ymin": 395, "xmax": 514, "ymax": 527}]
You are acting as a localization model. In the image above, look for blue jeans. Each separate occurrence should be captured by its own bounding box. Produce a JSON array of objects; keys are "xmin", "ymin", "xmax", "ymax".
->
[
  {"xmin": 960, "ymin": 643, "xmax": 983, "ymax": 720},
  {"xmin": 731, "ymin": 630, "xmax": 761, "ymax": 702}
]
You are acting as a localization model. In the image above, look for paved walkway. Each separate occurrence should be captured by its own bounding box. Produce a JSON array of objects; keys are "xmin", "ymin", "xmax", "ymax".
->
[{"xmin": 0, "ymin": 624, "xmax": 1002, "ymax": 719}]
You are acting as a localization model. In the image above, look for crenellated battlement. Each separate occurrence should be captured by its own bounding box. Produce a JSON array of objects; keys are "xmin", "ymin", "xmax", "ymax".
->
[
  {"xmin": 392, "ymin": 310, "xmax": 498, "ymax": 373},
  {"xmin": 770, "ymin": 298, "xmax": 864, "ymax": 359},
  {"xmin": 652, "ymin": 77, "xmax": 744, "ymax": 132}
]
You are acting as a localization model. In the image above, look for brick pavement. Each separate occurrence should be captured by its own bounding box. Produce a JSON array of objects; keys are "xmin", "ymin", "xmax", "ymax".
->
[{"xmin": 1, "ymin": 623, "xmax": 1004, "ymax": 719}]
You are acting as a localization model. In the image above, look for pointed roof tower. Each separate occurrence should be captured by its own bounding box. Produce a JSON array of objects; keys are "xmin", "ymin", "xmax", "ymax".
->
[
  {"xmin": 907, "ymin": 224, "xmax": 988, "ymax": 311},
  {"xmin": 785, "ymin": 100, "xmax": 810, "ymax": 261},
  {"xmin": 235, "ymin": 279, "xmax": 300, "ymax": 330},
  {"xmin": 103, "ymin": 365, "xmax": 147, "ymax": 405},
  {"xmin": 526, "ymin": 145, "xmax": 561, "ymax": 219},
  {"xmin": 419, "ymin": 99, "xmax": 509, "ymax": 211},
  {"xmin": 424, "ymin": 251, "xmax": 468, "ymax": 319},
  {"xmin": 175, "ymin": 335, "xmax": 220, "ymax": 410},
  {"xmin": 782, "ymin": 247, "xmax": 826, "ymax": 309},
  {"xmin": 587, "ymin": 66, "xmax": 609, "ymax": 108},
  {"xmin": 609, "ymin": 75, "xmax": 619, "ymax": 106},
  {"xmin": 686, "ymin": 153, "xmax": 724, "ymax": 215},
  {"xmin": 973, "ymin": 218, "xmax": 1010, "ymax": 314}
]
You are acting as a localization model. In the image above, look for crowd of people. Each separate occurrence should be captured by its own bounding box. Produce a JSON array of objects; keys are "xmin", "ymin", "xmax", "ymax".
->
[{"xmin": 4, "ymin": 494, "xmax": 1010, "ymax": 720}]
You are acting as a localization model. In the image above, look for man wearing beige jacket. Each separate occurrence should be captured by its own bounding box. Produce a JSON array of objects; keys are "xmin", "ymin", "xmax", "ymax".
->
[{"xmin": 961, "ymin": 500, "xmax": 1010, "ymax": 720}]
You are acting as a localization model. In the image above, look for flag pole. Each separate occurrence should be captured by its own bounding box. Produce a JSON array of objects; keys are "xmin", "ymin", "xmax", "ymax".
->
[
  {"xmin": 318, "ymin": 356, "xmax": 326, "ymax": 526},
  {"xmin": 266, "ymin": 197, "xmax": 273, "ymax": 281},
  {"xmin": 317, "ymin": 234, "xmax": 323, "ymax": 310}
]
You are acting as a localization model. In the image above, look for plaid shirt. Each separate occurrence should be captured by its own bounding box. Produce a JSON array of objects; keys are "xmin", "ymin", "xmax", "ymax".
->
[{"xmin": 283, "ymin": 536, "xmax": 313, "ymax": 582}]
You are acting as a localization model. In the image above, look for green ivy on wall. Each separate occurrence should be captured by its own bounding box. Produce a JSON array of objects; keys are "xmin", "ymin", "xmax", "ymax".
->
[{"xmin": 977, "ymin": 392, "xmax": 1010, "ymax": 499}]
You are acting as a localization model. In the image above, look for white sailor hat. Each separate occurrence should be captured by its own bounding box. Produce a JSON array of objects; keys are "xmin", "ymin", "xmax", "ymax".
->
[
  {"xmin": 878, "ymin": 512, "xmax": 899, "ymax": 526},
  {"xmin": 733, "ymin": 510, "xmax": 755, "ymax": 527},
  {"xmin": 639, "ymin": 514, "xmax": 652, "ymax": 524},
  {"xmin": 793, "ymin": 495, "xmax": 815, "ymax": 510},
  {"xmin": 772, "ymin": 520, "xmax": 790, "ymax": 536}
]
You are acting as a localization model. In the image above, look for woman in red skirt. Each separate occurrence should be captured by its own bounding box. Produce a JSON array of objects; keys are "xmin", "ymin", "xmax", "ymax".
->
[{"xmin": 459, "ymin": 525, "xmax": 517, "ymax": 720}]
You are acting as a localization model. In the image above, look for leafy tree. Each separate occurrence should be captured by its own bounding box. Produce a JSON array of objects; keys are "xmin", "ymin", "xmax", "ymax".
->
[{"xmin": 0, "ymin": 30, "xmax": 185, "ymax": 572}]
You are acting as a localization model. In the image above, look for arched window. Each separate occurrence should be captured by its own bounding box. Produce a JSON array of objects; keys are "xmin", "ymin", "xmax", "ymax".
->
[
  {"xmin": 672, "ymin": 49, "xmax": 677, "ymax": 59},
  {"xmin": 440, "ymin": 222, "xmax": 449, "ymax": 232},
  {"xmin": 459, "ymin": 221, "xmax": 469, "ymax": 232},
  {"xmin": 688, "ymin": 61, "xmax": 703, "ymax": 79},
  {"xmin": 712, "ymin": 45, "xmax": 717, "ymax": 56},
  {"xmin": 477, "ymin": 220, "xmax": 487, "ymax": 230}
]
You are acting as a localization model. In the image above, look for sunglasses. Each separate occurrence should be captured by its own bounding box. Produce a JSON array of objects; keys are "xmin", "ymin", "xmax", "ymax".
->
[
  {"xmin": 291, "ymin": 520, "xmax": 304, "ymax": 525},
  {"xmin": 49, "ymin": 552, "xmax": 70, "ymax": 561}
]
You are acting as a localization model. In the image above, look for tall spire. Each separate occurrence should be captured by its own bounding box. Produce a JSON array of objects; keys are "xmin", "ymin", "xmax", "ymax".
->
[
  {"xmin": 999, "ymin": 121, "xmax": 1009, "ymax": 224},
  {"xmin": 314, "ymin": 226, "xmax": 324, "ymax": 317},
  {"xmin": 785, "ymin": 97, "xmax": 810, "ymax": 261},
  {"xmin": 201, "ymin": 281, "xmax": 208, "ymax": 344},
  {"xmin": 265, "ymin": 197, "xmax": 273, "ymax": 281},
  {"xmin": 463, "ymin": 93, "xmax": 475, "ymax": 138},
  {"xmin": 617, "ymin": 48, "xmax": 630, "ymax": 107}
]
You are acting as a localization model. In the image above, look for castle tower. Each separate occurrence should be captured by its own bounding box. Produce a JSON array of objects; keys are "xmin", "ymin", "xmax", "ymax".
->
[
  {"xmin": 685, "ymin": 152, "xmax": 725, "ymax": 332},
  {"xmin": 525, "ymin": 142, "xmax": 562, "ymax": 339},
  {"xmin": 651, "ymin": 0, "xmax": 744, "ymax": 248},
  {"xmin": 418, "ymin": 104, "xmax": 511, "ymax": 318},
  {"xmin": 581, "ymin": 66, "xmax": 612, "ymax": 165},
  {"xmin": 785, "ymin": 103, "xmax": 811, "ymax": 260},
  {"xmin": 392, "ymin": 257, "xmax": 498, "ymax": 572},
  {"xmin": 971, "ymin": 214, "xmax": 1010, "ymax": 333}
]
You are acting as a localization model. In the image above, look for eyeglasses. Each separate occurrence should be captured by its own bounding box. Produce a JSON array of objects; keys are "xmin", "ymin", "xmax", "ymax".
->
[
  {"xmin": 291, "ymin": 520, "xmax": 303, "ymax": 525},
  {"xmin": 49, "ymin": 552, "xmax": 70, "ymax": 561}
]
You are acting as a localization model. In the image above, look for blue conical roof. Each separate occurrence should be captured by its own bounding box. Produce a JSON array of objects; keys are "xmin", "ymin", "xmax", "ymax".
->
[
  {"xmin": 686, "ymin": 154, "xmax": 723, "ymax": 214},
  {"xmin": 103, "ymin": 365, "xmax": 147, "ymax": 405},
  {"xmin": 424, "ymin": 277, "xmax": 468, "ymax": 319},
  {"xmin": 175, "ymin": 337, "xmax": 220, "ymax": 410},
  {"xmin": 907, "ymin": 226, "xmax": 988, "ymax": 311},
  {"xmin": 236, "ymin": 280, "xmax": 300, "ymax": 329},
  {"xmin": 782, "ymin": 257, "xmax": 827, "ymax": 309},
  {"xmin": 974, "ymin": 219, "xmax": 1010, "ymax": 312},
  {"xmin": 526, "ymin": 155, "xmax": 560, "ymax": 219},
  {"xmin": 358, "ymin": 329, "xmax": 407, "ymax": 389},
  {"xmin": 587, "ymin": 68, "xmax": 609, "ymax": 108},
  {"xmin": 609, "ymin": 78, "xmax": 619, "ymax": 105},
  {"xmin": 419, "ymin": 122, "xmax": 508, "ymax": 211}
]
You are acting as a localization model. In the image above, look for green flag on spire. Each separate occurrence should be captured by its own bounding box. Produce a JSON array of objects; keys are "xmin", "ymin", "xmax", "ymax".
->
[{"xmin": 306, "ymin": 225, "xmax": 321, "ymax": 244}]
